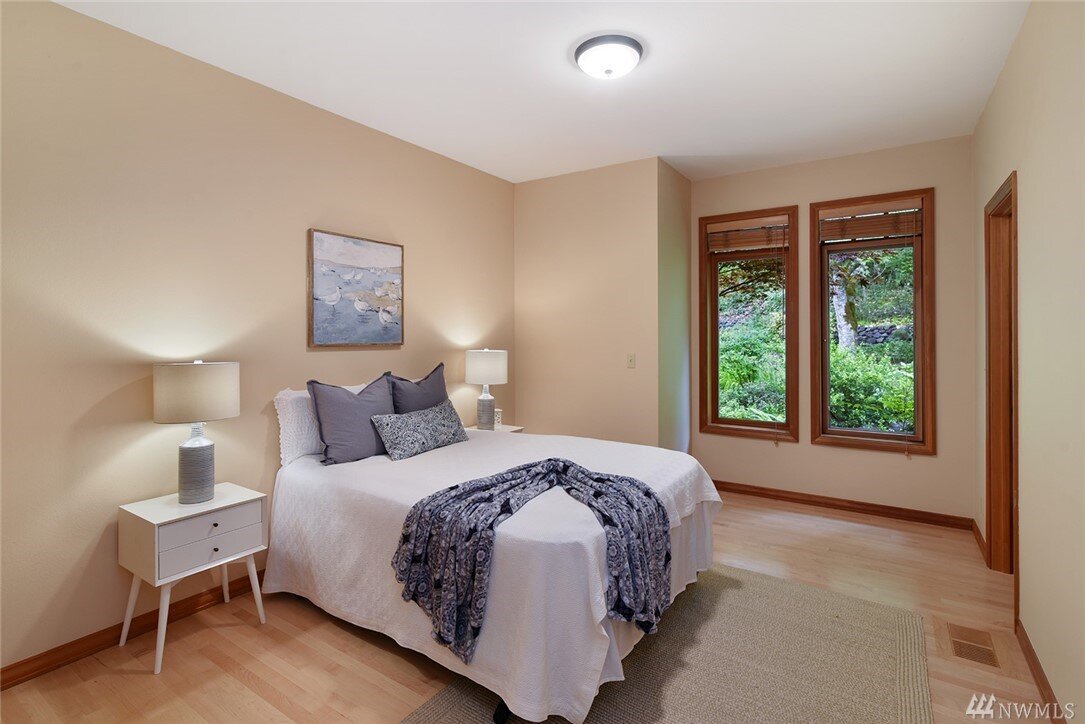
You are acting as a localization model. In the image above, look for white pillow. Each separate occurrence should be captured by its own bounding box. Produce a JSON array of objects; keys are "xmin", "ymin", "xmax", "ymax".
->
[{"xmin": 274, "ymin": 381, "xmax": 369, "ymax": 467}]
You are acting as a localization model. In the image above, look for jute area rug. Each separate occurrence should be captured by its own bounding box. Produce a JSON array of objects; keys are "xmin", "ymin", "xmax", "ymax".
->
[{"xmin": 402, "ymin": 564, "xmax": 933, "ymax": 723}]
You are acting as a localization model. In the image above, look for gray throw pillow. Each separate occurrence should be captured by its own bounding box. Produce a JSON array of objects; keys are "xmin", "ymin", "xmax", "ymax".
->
[
  {"xmin": 307, "ymin": 374, "xmax": 393, "ymax": 465},
  {"xmin": 371, "ymin": 398, "xmax": 468, "ymax": 461},
  {"xmin": 388, "ymin": 363, "xmax": 448, "ymax": 413}
]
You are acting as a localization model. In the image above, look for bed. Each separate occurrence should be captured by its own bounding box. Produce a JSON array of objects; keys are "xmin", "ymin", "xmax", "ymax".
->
[{"xmin": 263, "ymin": 428, "xmax": 722, "ymax": 723}]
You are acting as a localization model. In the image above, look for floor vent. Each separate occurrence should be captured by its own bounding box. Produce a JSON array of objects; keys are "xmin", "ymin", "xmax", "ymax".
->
[
  {"xmin": 952, "ymin": 639, "xmax": 999, "ymax": 667},
  {"xmin": 947, "ymin": 624, "xmax": 1000, "ymax": 668}
]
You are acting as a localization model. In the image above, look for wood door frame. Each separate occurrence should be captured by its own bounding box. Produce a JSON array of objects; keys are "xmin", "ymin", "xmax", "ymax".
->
[{"xmin": 983, "ymin": 172, "xmax": 1018, "ymax": 616}]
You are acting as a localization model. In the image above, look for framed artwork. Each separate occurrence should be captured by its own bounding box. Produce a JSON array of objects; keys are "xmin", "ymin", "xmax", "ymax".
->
[{"xmin": 308, "ymin": 228, "xmax": 404, "ymax": 348}]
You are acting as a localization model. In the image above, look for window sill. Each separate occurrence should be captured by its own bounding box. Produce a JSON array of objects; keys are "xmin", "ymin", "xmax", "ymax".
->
[
  {"xmin": 811, "ymin": 431, "xmax": 935, "ymax": 455},
  {"xmin": 700, "ymin": 421, "xmax": 798, "ymax": 443}
]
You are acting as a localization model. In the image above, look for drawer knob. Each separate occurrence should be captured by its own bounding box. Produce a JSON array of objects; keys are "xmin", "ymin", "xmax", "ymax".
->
[
  {"xmin": 212, "ymin": 522, "xmax": 219, "ymax": 528},
  {"xmin": 213, "ymin": 547, "xmax": 219, "ymax": 553}
]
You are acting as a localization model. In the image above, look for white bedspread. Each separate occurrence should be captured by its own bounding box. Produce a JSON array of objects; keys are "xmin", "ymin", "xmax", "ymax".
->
[{"xmin": 262, "ymin": 430, "xmax": 722, "ymax": 723}]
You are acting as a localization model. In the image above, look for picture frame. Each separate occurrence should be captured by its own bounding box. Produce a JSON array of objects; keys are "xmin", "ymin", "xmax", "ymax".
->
[{"xmin": 308, "ymin": 228, "xmax": 404, "ymax": 348}]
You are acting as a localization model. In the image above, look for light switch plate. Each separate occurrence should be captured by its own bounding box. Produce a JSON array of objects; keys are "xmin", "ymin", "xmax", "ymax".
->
[{"xmin": 626, "ymin": 353, "xmax": 636, "ymax": 369}]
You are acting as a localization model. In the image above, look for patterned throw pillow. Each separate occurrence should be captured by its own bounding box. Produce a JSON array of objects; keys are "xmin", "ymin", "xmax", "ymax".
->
[{"xmin": 371, "ymin": 398, "xmax": 468, "ymax": 461}]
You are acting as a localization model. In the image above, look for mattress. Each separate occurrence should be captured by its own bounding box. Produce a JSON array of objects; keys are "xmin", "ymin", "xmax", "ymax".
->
[{"xmin": 262, "ymin": 430, "xmax": 722, "ymax": 723}]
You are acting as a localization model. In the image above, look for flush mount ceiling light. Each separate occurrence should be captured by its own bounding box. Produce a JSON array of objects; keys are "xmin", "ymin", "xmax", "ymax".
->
[{"xmin": 574, "ymin": 34, "xmax": 643, "ymax": 80}]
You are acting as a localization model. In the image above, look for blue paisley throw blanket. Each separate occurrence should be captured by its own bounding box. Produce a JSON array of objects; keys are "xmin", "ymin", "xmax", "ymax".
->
[{"xmin": 392, "ymin": 458, "xmax": 672, "ymax": 663}]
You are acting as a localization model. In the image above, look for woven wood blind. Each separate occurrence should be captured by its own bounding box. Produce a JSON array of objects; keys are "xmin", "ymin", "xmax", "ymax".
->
[
  {"xmin": 706, "ymin": 213, "xmax": 790, "ymax": 252},
  {"xmin": 818, "ymin": 197, "xmax": 923, "ymax": 244}
]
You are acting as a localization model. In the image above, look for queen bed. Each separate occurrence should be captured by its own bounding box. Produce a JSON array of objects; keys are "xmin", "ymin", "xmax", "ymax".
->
[{"xmin": 263, "ymin": 426, "xmax": 722, "ymax": 723}]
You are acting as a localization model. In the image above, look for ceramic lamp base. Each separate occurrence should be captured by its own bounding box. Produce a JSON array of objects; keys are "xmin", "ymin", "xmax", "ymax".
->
[
  {"xmin": 477, "ymin": 395, "xmax": 495, "ymax": 431},
  {"xmin": 178, "ymin": 423, "xmax": 215, "ymax": 504}
]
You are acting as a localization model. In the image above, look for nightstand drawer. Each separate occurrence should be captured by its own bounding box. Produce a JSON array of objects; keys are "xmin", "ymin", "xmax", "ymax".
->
[
  {"xmin": 158, "ymin": 500, "xmax": 262, "ymax": 552},
  {"xmin": 158, "ymin": 522, "xmax": 263, "ymax": 579}
]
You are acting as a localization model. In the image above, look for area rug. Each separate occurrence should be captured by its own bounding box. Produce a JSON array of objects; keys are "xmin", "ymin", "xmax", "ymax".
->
[{"xmin": 401, "ymin": 564, "xmax": 933, "ymax": 723}]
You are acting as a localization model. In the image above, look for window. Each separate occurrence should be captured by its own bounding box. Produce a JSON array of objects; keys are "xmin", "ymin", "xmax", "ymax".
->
[
  {"xmin": 810, "ymin": 189, "xmax": 935, "ymax": 454},
  {"xmin": 699, "ymin": 206, "xmax": 798, "ymax": 442}
]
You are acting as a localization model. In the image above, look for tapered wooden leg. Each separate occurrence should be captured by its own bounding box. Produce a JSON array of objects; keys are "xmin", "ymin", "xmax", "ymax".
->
[
  {"xmin": 119, "ymin": 574, "xmax": 141, "ymax": 646},
  {"xmin": 154, "ymin": 582, "xmax": 174, "ymax": 674},
  {"xmin": 246, "ymin": 554, "xmax": 266, "ymax": 624},
  {"xmin": 221, "ymin": 563, "xmax": 230, "ymax": 603}
]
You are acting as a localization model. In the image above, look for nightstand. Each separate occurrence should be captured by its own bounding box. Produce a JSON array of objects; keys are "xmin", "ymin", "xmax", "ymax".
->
[
  {"xmin": 467, "ymin": 424, "xmax": 524, "ymax": 433},
  {"xmin": 117, "ymin": 482, "xmax": 268, "ymax": 673}
]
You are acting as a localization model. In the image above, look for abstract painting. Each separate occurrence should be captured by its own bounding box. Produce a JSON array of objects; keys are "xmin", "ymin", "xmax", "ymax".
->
[{"xmin": 308, "ymin": 228, "xmax": 403, "ymax": 348}]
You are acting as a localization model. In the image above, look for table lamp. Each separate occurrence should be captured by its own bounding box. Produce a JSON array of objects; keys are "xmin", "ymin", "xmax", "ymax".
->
[
  {"xmin": 153, "ymin": 360, "xmax": 240, "ymax": 504},
  {"xmin": 465, "ymin": 349, "xmax": 507, "ymax": 430}
]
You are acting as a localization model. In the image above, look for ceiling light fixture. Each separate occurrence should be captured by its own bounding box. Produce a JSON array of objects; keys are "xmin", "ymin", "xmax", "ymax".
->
[{"xmin": 574, "ymin": 34, "xmax": 643, "ymax": 80}]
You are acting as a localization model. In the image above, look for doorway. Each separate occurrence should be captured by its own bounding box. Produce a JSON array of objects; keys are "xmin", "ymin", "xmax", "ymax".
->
[{"xmin": 984, "ymin": 171, "xmax": 1017, "ymax": 596}]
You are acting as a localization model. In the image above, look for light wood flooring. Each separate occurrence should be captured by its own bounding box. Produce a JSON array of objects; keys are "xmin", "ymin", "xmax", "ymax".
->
[{"xmin": 1, "ymin": 492, "xmax": 1042, "ymax": 722}]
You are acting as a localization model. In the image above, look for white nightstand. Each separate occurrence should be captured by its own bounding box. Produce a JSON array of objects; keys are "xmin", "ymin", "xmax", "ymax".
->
[
  {"xmin": 467, "ymin": 424, "xmax": 525, "ymax": 433},
  {"xmin": 117, "ymin": 482, "xmax": 268, "ymax": 673}
]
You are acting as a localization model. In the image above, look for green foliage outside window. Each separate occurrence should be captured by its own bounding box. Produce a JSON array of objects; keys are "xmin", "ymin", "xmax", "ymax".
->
[
  {"xmin": 715, "ymin": 245, "xmax": 917, "ymax": 433},
  {"xmin": 826, "ymin": 246, "xmax": 916, "ymax": 434},
  {"xmin": 827, "ymin": 345, "xmax": 915, "ymax": 433},
  {"xmin": 717, "ymin": 258, "xmax": 786, "ymax": 422}
]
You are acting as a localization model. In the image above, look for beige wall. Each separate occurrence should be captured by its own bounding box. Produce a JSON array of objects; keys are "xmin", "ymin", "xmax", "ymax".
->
[
  {"xmin": 513, "ymin": 158, "xmax": 662, "ymax": 446},
  {"xmin": 0, "ymin": 3, "xmax": 514, "ymax": 666},
  {"xmin": 690, "ymin": 136, "xmax": 978, "ymax": 518},
  {"xmin": 971, "ymin": 0, "xmax": 1084, "ymax": 709},
  {"xmin": 657, "ymin": 160, "xmax": 692, "ymax": 452}
]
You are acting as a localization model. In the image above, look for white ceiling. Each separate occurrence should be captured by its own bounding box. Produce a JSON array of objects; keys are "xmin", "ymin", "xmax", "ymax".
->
[{"xmin": 61, "ymin": 1, "xmax": 1029, "ymax": 182}]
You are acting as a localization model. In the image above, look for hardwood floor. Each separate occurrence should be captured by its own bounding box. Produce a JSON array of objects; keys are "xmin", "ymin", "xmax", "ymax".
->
[
  {"xmin": 1, "ymin": 492, "xmax": 1042, "ymax": 722},
  {"xmin": 716, "ymin": 493, "xmax": 1041, "ymax": 722}
]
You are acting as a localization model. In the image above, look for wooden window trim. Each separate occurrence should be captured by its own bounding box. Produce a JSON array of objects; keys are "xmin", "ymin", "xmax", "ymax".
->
[
  {"xmin": 699, "ymin": 206, "xmax": 799, "ymax": 443},
  {"xmin": 809, "ymin": 188, "xmax": 936, "ymax": 455}
]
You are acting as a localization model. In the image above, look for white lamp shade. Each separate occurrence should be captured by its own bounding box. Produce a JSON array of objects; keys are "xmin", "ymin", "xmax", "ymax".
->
[
  {"xmin": 465, "ymin": 349, "xmax": 508, "ymax": 385},
  {"xmin": 153, "ymin": 361, "xmax": 240, "ymax": 423}
]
